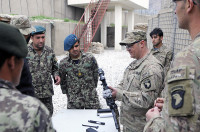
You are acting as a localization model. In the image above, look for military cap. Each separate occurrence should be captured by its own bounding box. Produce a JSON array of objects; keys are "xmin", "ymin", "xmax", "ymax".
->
[
  {"xmin": 0, "ymin": 14, "xmax": 12, "ymax": 23},
  {"xmin": 31, "ymin": 25, "xmax": 46, "ymax": 36},
  {"xmin": 120, "ymin": 29, "xmax": 147, "ymax": 45},
  {"xmin": 10, "ymin": 15, "xmax": 35, "ymax": 35},
  {"xmin": 0, "ymin": 22, "xmax": 28, "ymax": 57},
  {"xmin": 64, "ymin": 34, "xmax": 79, "ymax": 51}
]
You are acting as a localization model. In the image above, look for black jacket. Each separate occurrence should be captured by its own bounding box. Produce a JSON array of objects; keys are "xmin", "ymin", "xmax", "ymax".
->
[{"xmin": 16, "ymin": 59, "xmax": 34, "ymax": 97}]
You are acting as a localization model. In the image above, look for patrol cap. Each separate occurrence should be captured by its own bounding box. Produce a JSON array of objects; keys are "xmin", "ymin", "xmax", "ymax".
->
[
  {"xmin": 120, "ymin": 30, "xmax": 147, "ymax": 45},
  {"xmin": 31, "ymin": 25, "xmax": 46, "ymax": 36},
  {"xmin": 10, "ymin": 15, "xmax": 35, "ymax": 35},
  {"xmin": 64, "ymin": 34, "xmax": 79, "ymax": 51},
  {"xmin": 0, "ymin": 14, "xmax": 11, "ymax": 23},
  {"xmin": 0, "ymin": 22, "xmax": 28, "ymax": 58}
]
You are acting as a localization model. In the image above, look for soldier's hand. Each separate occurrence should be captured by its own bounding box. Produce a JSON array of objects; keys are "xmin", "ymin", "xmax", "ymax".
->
[
  {"xmin": 146, "ymin": 107, "xmax": 160, "ymax": 122},
  {"xmin": 108, "ymin": 86, "xmax": 117, "ymax": 98},
  {"xmin": 103, "ymin": 89, "xmax": 112, "ymax": 99},
  {"xmin": 54, "ymin": 76, "xmax": 61, "ymax": 85},
  {"xmin": 154, "ymin": 98, "xmax": 164, "ymax": 112}
]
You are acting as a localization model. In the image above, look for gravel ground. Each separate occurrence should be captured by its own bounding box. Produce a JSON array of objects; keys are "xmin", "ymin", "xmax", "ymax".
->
[{"xmin": 52, "ymin": 48, "xmax": 133, "ymax": 116}]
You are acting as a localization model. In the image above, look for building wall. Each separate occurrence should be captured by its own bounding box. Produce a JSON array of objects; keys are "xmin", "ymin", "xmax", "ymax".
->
[
  {"xmin": 106, "ymin": 11, "xmax": 150, "ymax": 27},
  {"xmin": 0, "ymin": 0, "xmax": 84, "ymax": 20}
]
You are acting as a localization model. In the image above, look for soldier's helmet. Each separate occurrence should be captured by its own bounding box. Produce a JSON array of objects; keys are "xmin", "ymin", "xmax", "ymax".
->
[
  {"xmin": 120, "ymin": 29, "xmax": 147, "ymax": 46},
  {"xmin": 10, "ymin": 15, "xmax": 35, "ymax": 35}
]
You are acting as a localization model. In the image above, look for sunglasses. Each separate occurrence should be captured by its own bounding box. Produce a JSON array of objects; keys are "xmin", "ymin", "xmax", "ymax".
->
[{"xmin": 126, "ymin": 41, "xmax": 140, "ymax": 49}]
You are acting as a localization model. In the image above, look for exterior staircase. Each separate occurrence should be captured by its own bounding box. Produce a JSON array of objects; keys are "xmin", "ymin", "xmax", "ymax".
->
[{"xmin": 73, "ymin": 0, "xmax": 110, "ymax": 52}]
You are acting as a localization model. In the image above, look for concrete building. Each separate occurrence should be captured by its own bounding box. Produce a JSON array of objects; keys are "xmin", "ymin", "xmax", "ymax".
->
[{"xmin": 68, "ymin": 0, "xmax": 149, "ymax": 50}]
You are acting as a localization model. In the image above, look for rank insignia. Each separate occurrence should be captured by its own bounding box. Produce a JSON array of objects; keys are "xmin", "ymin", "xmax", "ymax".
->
[
  {"xmin": 171, "ymin": 90, "xmax": 185, "ymax": 109},
  {"xmin": 76, "ymin": 70, "xmax": 83, "ymax": 78},
  {"xmin": 143, "ymin": 79, "xmax": 151, "ymax": 89}
]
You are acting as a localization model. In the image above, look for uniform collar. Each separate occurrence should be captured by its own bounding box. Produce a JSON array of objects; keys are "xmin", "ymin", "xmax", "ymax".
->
[
  {"xmin": 67, "ymin": 51, "xmax": 85, "ymax": 61},
  {"xmin": 193, "ymin": 32, "xmax": 200, "ymax": 42},
  {"xmin": 129, "ymin": 52, "xmax": 150, "ymax": 69},
  {"xmin": 151, "ymin": 44, "xmax": 165, "ymax": 52},
  {"xmin": 0, "ymin": 79, "xmax": 15, "ymax": 90}
]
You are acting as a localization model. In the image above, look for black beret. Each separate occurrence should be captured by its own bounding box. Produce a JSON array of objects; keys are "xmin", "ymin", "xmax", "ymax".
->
[{"xmin": 0, "ymin": 22, "xmax": 28, "ymax": 58}]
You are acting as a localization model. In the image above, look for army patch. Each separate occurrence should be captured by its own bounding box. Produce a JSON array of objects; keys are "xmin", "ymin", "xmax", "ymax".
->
[
  {"xmin": 171, "ymin": 89, "xmax": 185, "ymax": 109},
  {"xmin": 143, "ymin": 79, "xmax": 151, "ymax": 89}
]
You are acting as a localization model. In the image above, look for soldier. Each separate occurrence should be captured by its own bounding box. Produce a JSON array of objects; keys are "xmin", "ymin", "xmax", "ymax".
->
[
  {"xmin": 0, "ymin": 22, "xmax": 55, "ymax": 131},
  {"xmin": 150, "ymin": 28, "xmax": 173, "ymax": 75},
  {"xmin": 104, "ymin": 30, "xmax": 164, "ymax": 132},
  {"xmin": 144, "ymin": 0, "xmax": 200, "ymax": 131},
  {"xmin": 9, "ymin": 15, "xmax": 35, "ymax": 97},
  {"xmin": 26, "ymin": 25, "xmax": 61, "ymax": 116},
  {"xmin": 59, "ymin": 34, "xmax": 100, "ymax": 109}
]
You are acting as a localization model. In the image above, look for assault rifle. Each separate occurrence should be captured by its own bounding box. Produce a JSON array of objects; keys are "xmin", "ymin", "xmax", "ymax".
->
[{"xmin": 98, "ymin": 68, "xmax": 120, "ymax": 131}]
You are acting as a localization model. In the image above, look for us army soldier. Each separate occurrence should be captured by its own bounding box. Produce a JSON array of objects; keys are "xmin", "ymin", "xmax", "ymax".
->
[
  {"xmin": 144, "ymin": 0, "xmax": 200, "ymax": 131},
  {"xmin": 105, "ymin": 30, "xmax": 164, "ymax": 132},
  {"xmin": 150, "ymin": 28, "xmax": 173, "ymax": 75}
]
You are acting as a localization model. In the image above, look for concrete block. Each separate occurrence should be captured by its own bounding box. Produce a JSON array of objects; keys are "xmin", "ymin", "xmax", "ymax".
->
[
  {"xmin": 10, "ymin": 0, "xmax": 21, "ymax": 15},
  {"xmin": 89, "ymin": 42, "xmax": 104, "ymax": 54},
  {"xmin": 69, "ymin": 22, "xmax": 77, "ymax": 34},
  {"xmin": 20, "ymin": 0, "xmax": 29, "ymax": 16},
  {"xmin": 1, "ymin": 0, "xmax": 11, "ymax": 14},
  {"xmin": 52, "ymin": 21, "xmax": 72, "ymax": 55}
]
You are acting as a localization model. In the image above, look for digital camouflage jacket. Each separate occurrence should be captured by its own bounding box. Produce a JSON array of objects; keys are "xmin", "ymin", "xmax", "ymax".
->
[
  {"xmin": 26, "ymin": 43, "xmax": 59, "ymax": 98},
  {"xmin": 150, "ymin": 44, "xmax": 173, "ymax": 75},
  {"xmin": 59, "ymin": 52, "xmax": 100, "ymax": 109},
  {"xmin": 0, "ymin": 79, "xmax": 55, "ymax": 132},
  {"xmin": 116, "ymin": 53, "xmax": 164, "ymax": 132}
]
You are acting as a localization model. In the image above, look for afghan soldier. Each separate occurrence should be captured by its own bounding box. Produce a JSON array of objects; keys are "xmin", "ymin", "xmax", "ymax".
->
[
  {"xmin": 104, "ymin": 30, "xmax": 164, "ymax": 132},
  {"xmin": 59, "ymin": 34, "xmax": 100, "ymax": 109},
  {"xmin": 144, "ymin": 0, "xmax": 200, "ymax": 131},
  {"xmin": 150, "ymin": 28, "xmax": 173, "ymax": 75},
  {"xmin": 26, "ymin": 25, "xmax": 61, "ymax": 115},
  {"xmin": 0, "ymin": 22, "xmax": 55, "ymax": 132}
]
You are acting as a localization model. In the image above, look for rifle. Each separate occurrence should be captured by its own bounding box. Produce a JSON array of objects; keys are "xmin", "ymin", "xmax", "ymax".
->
[{"xmin": 98, "ymin": 68, "xmax": 120, "ymax": 131}]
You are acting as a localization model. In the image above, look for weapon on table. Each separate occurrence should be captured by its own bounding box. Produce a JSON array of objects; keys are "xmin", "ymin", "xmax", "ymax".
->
[{"xmin": 98, "ymin": 68, "xmax": 120, "ymax": 131}]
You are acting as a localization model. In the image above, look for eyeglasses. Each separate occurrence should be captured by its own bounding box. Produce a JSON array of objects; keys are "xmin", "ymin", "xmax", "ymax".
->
[{"xmin": 126, "ymin": 41, "xmax": 140, "ymax": 49}]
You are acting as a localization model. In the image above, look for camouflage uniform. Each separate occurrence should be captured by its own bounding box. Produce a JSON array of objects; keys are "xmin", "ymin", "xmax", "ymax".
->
[
  {"xmin": 144, "ymin": 34, "xmax": 200, "ymax": 132},
  {"xmin": 116, "ymin": 53, "xmax": 164, "ymax": 132},
  {"xmin": 59, "ymin": 52, "xmax": 100, "ymax": 109},
  {"xmin": 0, "ymin": 79, "xmax": 55, "ymax": 132},
  {"xmin": 26, "ymin": 43, "xmax": 59, "ymax": 115},
  {"xmin": 150, "ymin": 44, "xmax": 173, "ymax": 75}
]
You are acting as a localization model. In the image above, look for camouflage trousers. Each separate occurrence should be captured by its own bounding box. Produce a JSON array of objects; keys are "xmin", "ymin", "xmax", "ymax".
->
[
  {"xmin": 67, "ymin": 99, "xmax": 100, "ymax": 109},
  {"xmin": 39, "ymin": 97, "xmax": 53, "ymax": 116}
]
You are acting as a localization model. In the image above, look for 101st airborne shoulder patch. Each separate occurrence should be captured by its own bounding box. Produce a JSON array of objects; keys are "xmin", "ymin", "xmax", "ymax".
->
[
  {"xmin": 171, "ymin": 86, "xmax": 185, "ymax": 109},
  {"xmin": 168, "ymin": 66, "xmax": 195, "ymax": 116},
  {"xmin": 143, "ymin": 79, "xmax": 151, "ymax": 89}
]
